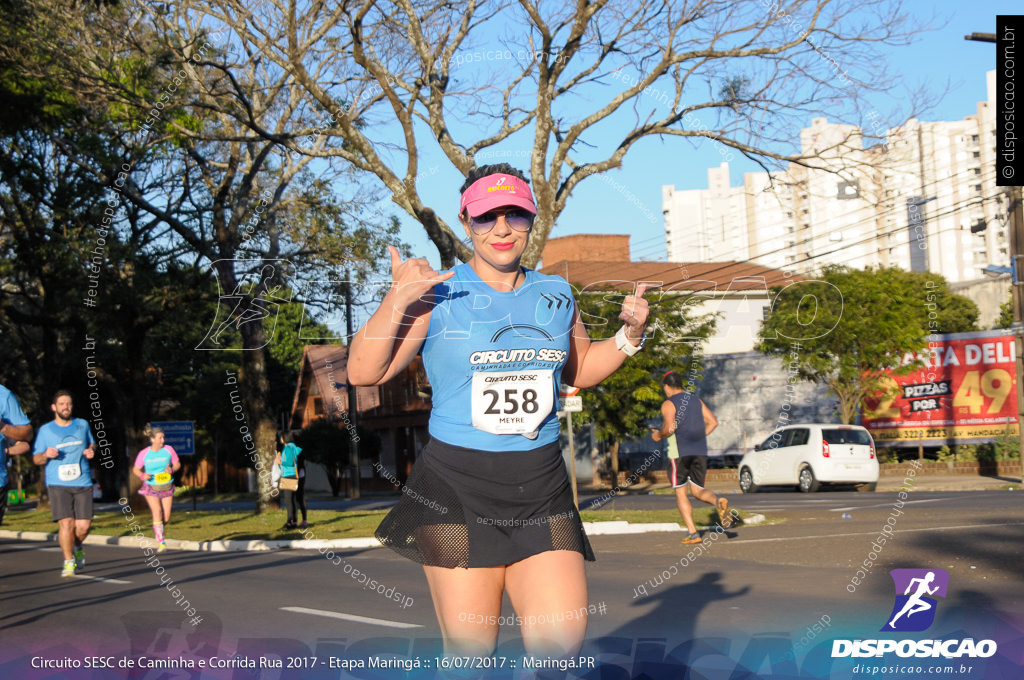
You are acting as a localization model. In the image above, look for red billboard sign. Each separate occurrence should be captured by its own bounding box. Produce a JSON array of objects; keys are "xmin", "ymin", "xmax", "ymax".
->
[{"xmin": 862, "ymin": 331, "xmax": 1018, "ymax": 445}]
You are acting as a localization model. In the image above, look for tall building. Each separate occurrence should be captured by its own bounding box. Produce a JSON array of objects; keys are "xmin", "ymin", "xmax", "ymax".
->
[
  {"xmin": 662, "ymin": 71, "xmax": 1003, "ymax": 285},
  {"xmin": 663, "ymin": 164, "xmax": 748, "ymax": 263}
]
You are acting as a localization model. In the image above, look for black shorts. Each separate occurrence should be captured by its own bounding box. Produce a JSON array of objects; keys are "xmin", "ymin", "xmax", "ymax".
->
[
  {"xmin": 375, "ymin": 437, "xmax": 594, "ymax": 568},
  {"xmin": 669, "ymin": 456, "xmax": 707, "ymax": 489},
  {"xmin": 49, "ymin": 485, "xmax": 94, "ymax": 521}
]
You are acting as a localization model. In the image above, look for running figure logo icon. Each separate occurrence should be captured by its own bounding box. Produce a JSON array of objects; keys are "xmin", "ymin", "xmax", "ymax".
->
[
  {"xmin": 196, "ymin": 260, "xmax": 292, "ymax": 351},
  {"xmin": 881, "ymin": 568, "xmax": 950, "ymax": 632}
]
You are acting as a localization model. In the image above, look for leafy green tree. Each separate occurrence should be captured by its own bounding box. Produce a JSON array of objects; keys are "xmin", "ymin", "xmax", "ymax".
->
[
  {"xmin": 995, "ymin": 290, "xmax": 1013, "ymax": 330},
  {"xmin": 759, "ymin": 266, "xmax": 979, "ymax": 424},
  {"xmin": 110, "ymin": 0, "xmax": 927, "ymax": 268},
  {"xmin": 149, "ymin": 286, "xmax": 340, "ymax": 496},
  {"xmin": 2, "ymin": 1, "xmax": 405, "ymax": 509},
  {"xmin": 297, "ymin": 420, "xmax": 380, "ymax": 497},
  {"xmin": 923, "ymin": 277, "xmax": 979, "ymax": 334},
  {"xmin": 571, "ymin": 284, "xmax": 716, "ymax": 480}
]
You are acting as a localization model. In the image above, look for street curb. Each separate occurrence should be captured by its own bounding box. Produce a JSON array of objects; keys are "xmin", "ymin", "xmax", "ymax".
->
[
  {"xmin": 0, "ymin": 529, "xmax": 382, "ymax": 552},
  {"xmin": 583, "ymin": 521, "xmax": 682, "ymax": 535},
  {"xmin": 730, "ymin": 513, "xmax": 766, "ymax": 527},
  {"xmin": 0, "ymin": 516, "xmax": 770, "ymax": 553},
  {"xmin": 0, "ymin": 516, "xmax": 765, "ymax": 552}
]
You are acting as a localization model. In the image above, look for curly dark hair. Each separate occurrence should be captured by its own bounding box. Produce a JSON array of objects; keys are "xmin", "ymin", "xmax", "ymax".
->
[{"xmin": 459, "ymin": 163, "xmax": 529, "ymax": 195}]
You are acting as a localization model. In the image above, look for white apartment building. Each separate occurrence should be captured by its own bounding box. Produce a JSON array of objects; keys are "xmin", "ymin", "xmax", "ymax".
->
[
  {"xmin": 662, "ymin": 163, "xmax": 748, "ymax": 263},
  {"xmin": 663, "ymin": 70, "xmax": 1004, "ymax": 285}
]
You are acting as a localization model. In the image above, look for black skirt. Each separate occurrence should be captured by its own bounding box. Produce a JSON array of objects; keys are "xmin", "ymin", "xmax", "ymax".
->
[{"xmin": 375, "ymin": 437, "xmax": 595, "ymax": 568}]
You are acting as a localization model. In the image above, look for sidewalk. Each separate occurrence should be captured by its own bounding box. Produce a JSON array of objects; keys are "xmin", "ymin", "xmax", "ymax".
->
[
  {"xmin": 0, "ymin": 519, "xmax": 735, "ymax": 553},
  {"xmin": 4, "ymin": 475, "xmax": 1014, "ymax": 553},
  {"xmin": 578, "ymin": 473, "xmax": 1021, "ymax": 496}
]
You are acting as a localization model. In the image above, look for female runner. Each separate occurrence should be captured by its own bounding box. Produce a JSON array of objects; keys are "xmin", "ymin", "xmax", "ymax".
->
[
  {"xmin": 133, "ymin": 424, "xmax": 181, "ymax": 552},
  {"xmin": 348, "ymin": 163, "xmax": 648, "ymax": 658}
]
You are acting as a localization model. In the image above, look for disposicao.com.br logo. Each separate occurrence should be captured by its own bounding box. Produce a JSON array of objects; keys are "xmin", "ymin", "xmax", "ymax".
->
[
  {"xmin": 883, "ymin": 568, "xmax": 949, "ymax": 632},
  {"xmin": 832, "ymin": 568, "xmax": 998, "ymax": 660}
]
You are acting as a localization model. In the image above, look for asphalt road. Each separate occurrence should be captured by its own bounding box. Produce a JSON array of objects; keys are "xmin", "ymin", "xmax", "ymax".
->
[{"xmin": 2, "ymin": 489, "xmax": 1022, "ymax": 679}]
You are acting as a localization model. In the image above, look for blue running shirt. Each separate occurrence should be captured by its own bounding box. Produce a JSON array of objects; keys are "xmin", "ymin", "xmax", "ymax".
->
[
  {"xmin": 423, "ymin": 264, "xmax": 574, "ymax": 451},
  {"xmin": 34, "ymin": 419, "xmax": 96, "ymax": 487},
  {"xmin": 133, "ymin": 446, "xmax": 180, "ymax": 479},
  {"xmin": 279, "ymin": 443, "xmax": 302, "ymax": 478},
  {"xmin": 0, "ymin": 385, "xmax": 30, "ymax": 487}
]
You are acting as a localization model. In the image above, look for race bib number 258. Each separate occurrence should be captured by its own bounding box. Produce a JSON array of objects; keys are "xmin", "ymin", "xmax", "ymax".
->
[{"xmin": 471, "ymin": 370, "xmax": 554, "ymax": 436}]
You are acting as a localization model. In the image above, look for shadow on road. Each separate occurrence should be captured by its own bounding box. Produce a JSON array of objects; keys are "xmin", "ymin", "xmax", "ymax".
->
[{"xmin": 581, "ymin": 571, "xmax": 750, "ymax": 673}]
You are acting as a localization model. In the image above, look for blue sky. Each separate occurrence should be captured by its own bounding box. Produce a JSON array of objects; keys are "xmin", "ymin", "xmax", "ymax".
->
[{"xmin": 383, "ymin": 1, "xmax": 1004, "ymax": 269}]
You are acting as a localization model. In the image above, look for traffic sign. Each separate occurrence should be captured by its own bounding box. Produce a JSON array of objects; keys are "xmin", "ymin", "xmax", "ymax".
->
[
  {"xmin": 561, "ymin": 396, "xmax": 583, "ymax": 412},
  {"xmin": 151, "ymin": 421, "xmax": 195, "ymax": 456}
]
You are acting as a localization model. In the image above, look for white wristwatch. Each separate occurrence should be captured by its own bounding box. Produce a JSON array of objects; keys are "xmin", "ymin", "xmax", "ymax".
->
[{"xmin": 615, "ymin": 325, "xmax": 645, "ymax": 356}]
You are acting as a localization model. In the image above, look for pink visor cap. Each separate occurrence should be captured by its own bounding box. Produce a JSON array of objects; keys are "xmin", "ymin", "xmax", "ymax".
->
[{"xmin": 459, "ymin": 173, "xmax": 537, "ymax": 217}]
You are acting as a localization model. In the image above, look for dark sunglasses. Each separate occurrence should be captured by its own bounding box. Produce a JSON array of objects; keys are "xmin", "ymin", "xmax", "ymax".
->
[{"xmin": 468, "ymin": 208, "xmax": 534, "ymax": 234}]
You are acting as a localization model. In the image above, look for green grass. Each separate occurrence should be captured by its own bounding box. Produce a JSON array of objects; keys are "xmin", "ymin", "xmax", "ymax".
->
[
  {"xmin": 580, "ymin": 507, "xmax": 744, "ymax": 527},
  {"xmin": 2, "ymin": 501, "xmax": 749, "ymax": 541},
  {"xmin": 171, "ymin": 488, "xmax": 256, "ymax": 503},
  {"xmin": 2, "ymin": 506, "xmax": 387, "ymax": 541}
]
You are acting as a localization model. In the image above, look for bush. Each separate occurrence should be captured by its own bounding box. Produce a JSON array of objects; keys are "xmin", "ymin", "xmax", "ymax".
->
[
  {"xmin": 296, "ymin": 419, "xmax": 381, "ymax": 497},
  {"xmin": 991, "ymin": 428, "xmax": 1021, "ymax": 461},
  {"xmin": 876, "ymin": 448, "xmax": 901, "ymax": 464},
  {"xmin": 935, "ymin": 439, "xmax": 1020, "ymax": 463},
  {"xmin": 936, "ymin": 444, "xmax": 977, "ymax": 462}
]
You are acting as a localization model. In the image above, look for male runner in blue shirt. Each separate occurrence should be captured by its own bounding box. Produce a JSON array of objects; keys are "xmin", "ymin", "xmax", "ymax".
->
[
  {"xmin": 33, "ymin": 390, "xmax": 96, "ymax": 577},
  {"xmin": 0, "ymin": 383, "xmax": 34, "ymax": 525}
]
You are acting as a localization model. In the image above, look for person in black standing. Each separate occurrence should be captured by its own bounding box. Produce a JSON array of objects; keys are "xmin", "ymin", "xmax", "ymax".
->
[
  {"xmin": 275, "ymin": 433, "xmax": 304, "ymax": 530},
  {"xmin": 294, "ymin": 438, "xmax": 307, "ymax": 529}
]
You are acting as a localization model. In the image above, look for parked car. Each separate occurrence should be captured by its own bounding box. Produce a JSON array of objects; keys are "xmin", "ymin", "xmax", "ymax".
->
[
  {"xmin": 707, "ymin": 453, "xmax": 744, "ymax": 469},
  {"xmin": 738, "ymin": 424, "xmax": 879, "ymax": 493}
]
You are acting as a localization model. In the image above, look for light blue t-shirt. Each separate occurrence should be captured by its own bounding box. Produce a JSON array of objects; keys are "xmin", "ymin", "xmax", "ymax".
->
[
  {"xmin": 422, "ymin": 264, "xmax": 574, "ymax": 452},
  {"xmin": 135, "ymin": 445, "xmax": 180, "ymax": 477},
  {"xmin": 34, "ymin": 419, "xmax": 96, "ymax": 488},
  {"xmin": 1, "ymin": 385, "xmax": 31, "ymax": 487},
  {"xmin": 280, "ymin": 443, "xmax": 302, "ymax": 478}
]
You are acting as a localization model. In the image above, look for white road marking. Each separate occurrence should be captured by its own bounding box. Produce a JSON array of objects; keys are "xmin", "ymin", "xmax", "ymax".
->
[
  {"xmin": 723, "ymin": 522, "xmax": 1024, "ymax": 545},
  {"xmin": 829, "ymin": 499, "xmax": 945, "ymax": 512},
  {"xmin": 741, "ymin": 506, "xmax": 810, "ymax": 510},
  {"xmin": 280, "ymin": 607, "xmax": 422, "ymax": 629},
  {"xmin": 742, "ymin": 504, "xmax": 861, "ymax": 511},
  {"xmin": 69, "ymin": 574, "xmax": 132, "ymax": 584}
]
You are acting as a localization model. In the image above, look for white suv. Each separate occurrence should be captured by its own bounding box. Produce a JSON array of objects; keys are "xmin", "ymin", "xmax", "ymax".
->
[{"xmin": 738, "ymin": 424, "xmax": 879, "ymax": 493}]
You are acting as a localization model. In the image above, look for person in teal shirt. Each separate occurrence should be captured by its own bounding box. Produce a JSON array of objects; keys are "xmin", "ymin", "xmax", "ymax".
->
[
  {"xmin": 132, "ymin": 424, "xmax": 181, "ymax": 552},
  {"xmin": 275, "ymin": 432, "xmax": 305, "ymax": 530}
]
